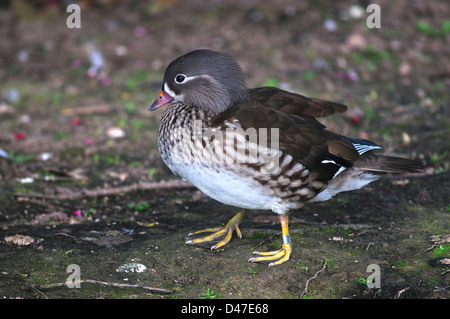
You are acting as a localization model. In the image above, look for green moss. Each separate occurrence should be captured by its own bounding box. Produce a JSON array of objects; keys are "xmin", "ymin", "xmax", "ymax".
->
[
  {"xmin": 394, "ymin": 261, "xmax": 406, "ymax": 268},
  {"xmin": 433, "ymin": 244, "xmax": 449, "ymax": 258},
  {"xmin": 320, "ymin": 227, "xmax": 339, "ymax": 235},
  {"xmin": 250, "ymin": 231, "xmax": 267, "ymax": 239}
]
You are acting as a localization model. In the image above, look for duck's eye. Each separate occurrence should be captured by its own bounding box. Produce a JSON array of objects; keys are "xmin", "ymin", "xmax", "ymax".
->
[{"xmin": 175, "ymin": 74, "xmax": 186, "ymax": 84}]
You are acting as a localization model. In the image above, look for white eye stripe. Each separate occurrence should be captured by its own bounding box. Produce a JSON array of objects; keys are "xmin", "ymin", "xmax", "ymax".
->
[
  {"xmin": 163, "ymin": 74, "xmax": 206, "ymax": 102},
  {"xmin": 175, "ymin": 74, "xmax": 200, "ymax": 84}
]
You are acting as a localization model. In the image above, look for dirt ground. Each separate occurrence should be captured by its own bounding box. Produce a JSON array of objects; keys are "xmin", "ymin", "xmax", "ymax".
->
[{"xmin": 0, "ymin": 0, "xmax": 448, "ymax": 300}]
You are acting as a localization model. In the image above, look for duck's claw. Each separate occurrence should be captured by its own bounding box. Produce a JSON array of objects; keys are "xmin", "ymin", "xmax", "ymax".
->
[{"xmin": 185, "ymin": 210, "xmax": 247, "ymax": 250}]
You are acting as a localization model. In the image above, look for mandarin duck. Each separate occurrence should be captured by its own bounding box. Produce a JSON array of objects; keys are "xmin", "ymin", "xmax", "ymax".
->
[{"xmin": 149, "ymin": 49, "xmax": 423, "ymax": 266}]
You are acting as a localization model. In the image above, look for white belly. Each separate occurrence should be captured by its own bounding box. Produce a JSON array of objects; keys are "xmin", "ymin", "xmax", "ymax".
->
[{"xmin": 169, "ymin": 162, "xmax": 294, "ymax": 214}]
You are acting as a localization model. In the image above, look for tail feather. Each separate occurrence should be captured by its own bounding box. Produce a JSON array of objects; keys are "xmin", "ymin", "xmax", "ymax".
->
[
  {"xmin": 313, "ymin": 152, "xmax": 424, "ymax": 203},
  {"xmin": 354, "ymin": 154, "xmax": 425, "ymax": 174}
]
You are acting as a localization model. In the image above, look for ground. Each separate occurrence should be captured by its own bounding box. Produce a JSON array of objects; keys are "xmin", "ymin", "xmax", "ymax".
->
[{"xmin": 0, "ymin": 0, "xmax": 449, "ymax": 299}]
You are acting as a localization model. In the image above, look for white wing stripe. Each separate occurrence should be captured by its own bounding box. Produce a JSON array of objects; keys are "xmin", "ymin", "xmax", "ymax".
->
[{"xmin": 352, "ymin": 143, "xmax": 382, "ymax": 155}]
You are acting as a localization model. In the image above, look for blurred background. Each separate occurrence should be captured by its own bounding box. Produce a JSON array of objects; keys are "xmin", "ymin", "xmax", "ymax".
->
[
  {"xmin": 0, "ymin": 0, "xmax": 448, "ymax": 184},
  {"xmin": 0, "ymin": 0, "xmax": 448, "ymax": 299}
]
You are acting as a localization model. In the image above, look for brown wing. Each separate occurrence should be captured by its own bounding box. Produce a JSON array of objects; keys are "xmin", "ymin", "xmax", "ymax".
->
[
  {"xmin": 211, "ymin": 103, "xmax": 329, "ymax": 170},
  {"xmin": 210, "ymin": 100, "xmax": 360, "ymax": 184},
  {"xmin": 246, "ymin": 87, "xmax": 358, "ymax": 179},
  {"xmin": 248, "ymin": 87, "xmax": 348, "ymax": 118}
]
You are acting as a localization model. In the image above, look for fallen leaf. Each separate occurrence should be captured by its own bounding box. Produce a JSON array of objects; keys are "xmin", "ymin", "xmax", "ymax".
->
[
  {"xmin": 438, "ymin": 258, "xmax": 450, "ymax": 265},
  {"xmin": 430, "ymin": 234, "xmax": 450, "ymax": 244},
  {"xmin": 5, "ymin": 234, "xmax": 34, "ymax": 246}
]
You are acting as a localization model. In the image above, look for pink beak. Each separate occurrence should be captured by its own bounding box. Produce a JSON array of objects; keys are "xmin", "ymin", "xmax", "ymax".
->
[{"xmin": 148, "ymin": 90, "xmax": 174, "ymax": 111}]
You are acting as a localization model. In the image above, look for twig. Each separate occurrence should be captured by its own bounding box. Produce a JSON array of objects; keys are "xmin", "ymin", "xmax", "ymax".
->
[
  {"xmin": 412, "ymin": 276, "xmax": 424, "ymax": 294},
  {"xmin": 40, "ymin": 279, "xmax": 172, "ymax": 294},
  {"xmin": 414, "ymin": 244, "xmax": 438, "ymax": 257},
  {"xmin": 0, "ymin": 275, "xmax": 49, "ymax": 299},
  {"xmin": 12, "ymin": 179, "xmax": 194, "ymax": 200},
  {"xmin": 299, "ymin": 257, "xmax": 327, "ymax": 299},
  {"xmin": 53, "ymin": 232, "xmax": 78, "ymax": 240},
  {"xmin": 414, "ymin": 235, "xmax": 450, "ymax": 257},
  {"xmin": 62, "ymin": 105, "xmax": 112, "ymax": 116},
  {"xmin": 395, "ymin": 287, "xmax": 410, "ymax": 299},
  {"xmin": 251, "ymin": 232, "xmax": 279, "ymax": 251}
]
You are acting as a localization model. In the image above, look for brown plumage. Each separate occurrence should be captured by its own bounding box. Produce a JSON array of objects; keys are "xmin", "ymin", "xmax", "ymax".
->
[
  {"xmin": 149, "ymin": 49, "xmax": 424, "ymax": 266},
  {"xmin": 248, "ymin": 86, "xmax": 348, "ymax": 118}
]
